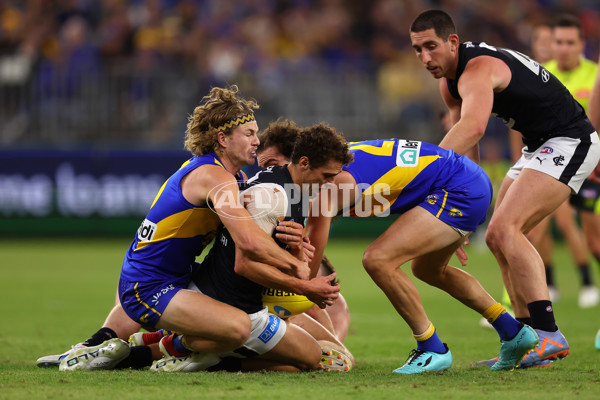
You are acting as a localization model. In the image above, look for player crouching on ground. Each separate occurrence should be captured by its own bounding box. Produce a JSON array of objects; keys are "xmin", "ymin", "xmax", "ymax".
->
[
  {"xmin": 60, "ymin": 121, "xmax": 354, "ymax": 373},
  {"xmin": 172, "ymin": 121, "xmax": 354, "ymax": 373}
]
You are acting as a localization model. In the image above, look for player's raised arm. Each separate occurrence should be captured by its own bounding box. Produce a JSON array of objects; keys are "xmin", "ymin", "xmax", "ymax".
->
[{"xmin": 439, "ymin": 57, "xmax": 506, "ymax": 163}]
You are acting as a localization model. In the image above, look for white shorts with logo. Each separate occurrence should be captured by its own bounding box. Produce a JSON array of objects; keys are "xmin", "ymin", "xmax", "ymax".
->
[
  {"xmin": 222, "ymin": 306, "xmax": 287, "ymax": 357},
  {"xmin": 188, "ymin": 282, "xmax": 287, "ymax": 357},
  {"xmin": 507, "ymin": 133, "xmax": 600, "ymax": 193}
]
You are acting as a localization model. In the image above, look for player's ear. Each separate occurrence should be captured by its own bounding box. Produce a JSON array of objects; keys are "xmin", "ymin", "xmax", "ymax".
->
[
  {"xmin": 298, "ymin": 156, "xmax": 310, "ymax": 170},
  {"xmin": 217, "ymin": 131, "xmax": 227, "ymax": 148},
  {"xmin": 448, "ymin": 34, "xmax": 459, "ymax": 50}
]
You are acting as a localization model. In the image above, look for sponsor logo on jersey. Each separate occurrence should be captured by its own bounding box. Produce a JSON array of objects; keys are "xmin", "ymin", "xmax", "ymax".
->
[
  {"xmin": 396, "ymin": 139, "xmax": 421, "ymax": 167},
  {"xmin": 540, "ymin": 147, "xmax": 553, "ymax": 154},
  {"xmin": 137, "ymin": 218, "xmax": 157, "ymax": 242}
]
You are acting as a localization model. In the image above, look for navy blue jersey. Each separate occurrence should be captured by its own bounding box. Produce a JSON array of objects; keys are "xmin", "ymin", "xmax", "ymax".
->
[
  {"xmin": 192, "ymin": 166, "xmax": 303, "ymax": 314},
  {"xmin": 446, "ymin": 42, "xmax": 595, "ymax": 151}
]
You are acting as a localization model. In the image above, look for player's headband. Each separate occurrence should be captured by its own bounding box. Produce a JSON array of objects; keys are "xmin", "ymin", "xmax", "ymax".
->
[{"xmin": 215, "ymin": 113, "xmax": 255, "ymax": 132}]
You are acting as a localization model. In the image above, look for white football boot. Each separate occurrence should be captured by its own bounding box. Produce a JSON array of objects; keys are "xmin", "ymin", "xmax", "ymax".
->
[{"xmin": 59, "ymin": 338, "xmax": 130, "ymax": 371}]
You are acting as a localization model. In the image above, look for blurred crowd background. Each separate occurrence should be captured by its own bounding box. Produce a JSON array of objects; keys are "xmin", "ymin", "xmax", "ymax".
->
[{"xmin": 1, "ymin": 0, "xmax": 600, "ymax": 152}]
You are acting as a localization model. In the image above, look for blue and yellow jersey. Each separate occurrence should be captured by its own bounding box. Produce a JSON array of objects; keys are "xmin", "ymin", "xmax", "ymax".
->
[
  {"xmin": 344, "ymin": 139, "xmax": 487, "ymax": 218},
  {"xmin": 120, "ymin": 153, "xmax": 241, "ymax": 283}
]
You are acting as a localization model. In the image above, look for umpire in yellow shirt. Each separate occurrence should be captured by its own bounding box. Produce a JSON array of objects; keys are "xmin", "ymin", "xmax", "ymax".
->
[{"xmin": 529, "ymin": 13, "xmax": 600, "ymax": 309}]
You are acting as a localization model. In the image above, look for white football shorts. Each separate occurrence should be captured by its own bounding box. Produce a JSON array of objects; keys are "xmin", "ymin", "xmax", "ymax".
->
[
  {"xmin": 224, "ymin": 306, "xmax": 287, "ymax": 357},
  {"xmin": 507, "ymin": 132, "xmax": 600, "ymax": 193}
]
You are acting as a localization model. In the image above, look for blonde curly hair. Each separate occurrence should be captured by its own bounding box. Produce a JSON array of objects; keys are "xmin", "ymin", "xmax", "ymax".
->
[{"xmin": 184, "ymin": 85, "xmax": 259, "ymax": 156}]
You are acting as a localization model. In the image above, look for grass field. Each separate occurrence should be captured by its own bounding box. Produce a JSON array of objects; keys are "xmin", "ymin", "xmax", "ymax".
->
[{"xmin": 1, "ymin": 235, "xmax": 599, "ymax": 399}]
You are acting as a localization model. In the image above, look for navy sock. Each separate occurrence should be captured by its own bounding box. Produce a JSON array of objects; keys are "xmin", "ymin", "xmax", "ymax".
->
[
  {"xmin": 516, "ymin": 317, "xmax": 532, "ymax": 326},
  {"xmin": 416, "ymin": 329, "xmax": 446, "ymax": 353},
  {"xmin": 161, "ymin": 334, "xmax": 190, "ymax": 357},
  {"xmin": 84, "ymin": 327, "xmax": 118, "ymax": 346},
  {"xmin": 173, "ymin": 335, "xmax": 191, "ymax": 355},
  {"xmin": 578, "ymin": 264, "xmax": 592, "ymax": 286},
  {"xmin": 115, "ymin": 346, "xmax": 153, "ymax": 369},
  {"xmin": 491, "ymin": 312, "xmax": 522, "ymax": 341},
  {"xmin": 527, "ymin": 300, "xmax": 558, "ymax": 332}
]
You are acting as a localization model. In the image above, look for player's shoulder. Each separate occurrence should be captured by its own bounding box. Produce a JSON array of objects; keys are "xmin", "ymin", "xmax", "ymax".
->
[
  {"xmin": 193, "ymin": 162, "xmax": 237, "ymax": 181},
  {"xmin": 185, "ymin": 162, "xmax": 239, "ymax": 201},
  {"xmin": 246, "ymin": 165, "xmax": 290, "ymax": 187}
]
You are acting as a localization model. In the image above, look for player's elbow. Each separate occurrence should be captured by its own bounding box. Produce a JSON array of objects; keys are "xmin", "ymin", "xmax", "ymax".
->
[
  {"xmin": 468, "ymin": 125, "xmax": 486, "ymax": 142},
  {"xmin": 235, "ymin": 235, "xmax": 262, "ymax": 257},
  {"xmin": 234, "ymin": 258, "xmax": 250, "ymax": 277}
]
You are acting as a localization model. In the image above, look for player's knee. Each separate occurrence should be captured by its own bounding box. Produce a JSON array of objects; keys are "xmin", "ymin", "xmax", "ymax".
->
[
  {"xmin": 362, "ymin": 248, "xmax": 388, "ymax": 278},
  {"xmin": 485, "ymin": 220, "xmax": 505, "ymax": 251},
  {"xmin": 225, "ymin": 316, "xmax": 251, "ymax": 347}
]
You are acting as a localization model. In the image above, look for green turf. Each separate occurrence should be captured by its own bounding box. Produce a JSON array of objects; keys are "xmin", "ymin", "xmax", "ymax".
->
[{"xmin": 1, "ymin": 236, "xmax": 599, "ymax": 399}]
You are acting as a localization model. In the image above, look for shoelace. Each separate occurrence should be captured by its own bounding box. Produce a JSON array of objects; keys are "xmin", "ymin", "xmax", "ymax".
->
[{"xmin": 405, "ymin": 349, "xmax": 426, "ymax": 364}]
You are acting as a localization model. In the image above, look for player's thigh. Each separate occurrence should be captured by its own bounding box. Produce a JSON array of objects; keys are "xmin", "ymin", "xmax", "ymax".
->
[
  {"xmin": 157, "ymin": 289, "xmax": 250, "ymax": 340},
  {"xmin": 490, "ymin": 169, "xmax": 571, "ymax": 234},
  {"xmin": 261, "ymin": 322, "xmax": 321, "ymax": 369},
  {"xmin": 365, "ymin": 206, "xmax": 462, "ymax": 267}
]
